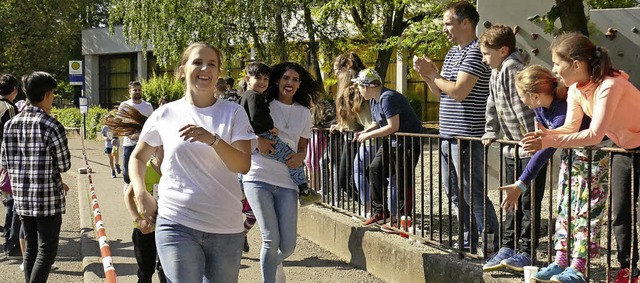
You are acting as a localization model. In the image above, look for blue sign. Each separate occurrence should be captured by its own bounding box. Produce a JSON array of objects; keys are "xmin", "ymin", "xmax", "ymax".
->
[{"xmin": 70, "ymin": 74, "xmax": 84, "ymax": 86}]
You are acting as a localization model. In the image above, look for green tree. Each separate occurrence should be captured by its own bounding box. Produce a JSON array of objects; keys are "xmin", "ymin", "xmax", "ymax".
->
[
  {"xmin": 317, "ymin": 1, "xmax": 446, "ymax": 80},
  {"xmin": 0, "ymin": 0, "xmax": 109, "ymax": 81},
  {"xmin": 541, "ymin": 0, "xmax": 638, "ymax": 36}
]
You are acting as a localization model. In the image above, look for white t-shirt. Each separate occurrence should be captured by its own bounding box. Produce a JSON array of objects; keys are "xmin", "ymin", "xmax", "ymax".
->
[
  {"xmin": 242, "ymin": 100, "xmax": 313, "ymax": 191},
  {"xmin": 119, "ymin": 99, "xmax": 154, "ymax": 147},
  {"xmin": 101, "ymin": 125, "xmax": 115, "ymax": 148},
  {"xmin": 139, "ymin": 98, "xmax": 256, "ymax": 234}
]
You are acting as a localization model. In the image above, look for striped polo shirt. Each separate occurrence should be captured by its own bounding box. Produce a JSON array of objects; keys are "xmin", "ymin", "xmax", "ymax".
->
[{"xmin": 439, "ymin": 38, "xmax": 491, "ymax": 138}]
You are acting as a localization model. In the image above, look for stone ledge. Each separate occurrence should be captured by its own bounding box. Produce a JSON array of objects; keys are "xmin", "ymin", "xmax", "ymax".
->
[{"xmin": 297, "ymin": 205, "xmax": 518, "ymax": 283}]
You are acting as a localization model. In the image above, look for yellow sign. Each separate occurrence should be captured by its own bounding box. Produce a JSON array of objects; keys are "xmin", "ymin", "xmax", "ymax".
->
[{"xmin": 69, "ymin": 60, "xmax": 83, "ymax": 75}]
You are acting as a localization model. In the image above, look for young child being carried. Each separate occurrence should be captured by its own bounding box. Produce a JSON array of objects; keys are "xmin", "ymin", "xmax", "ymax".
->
[{"xmin": 240, "ymin": 62, "xmax": 321, "ymax": 206}]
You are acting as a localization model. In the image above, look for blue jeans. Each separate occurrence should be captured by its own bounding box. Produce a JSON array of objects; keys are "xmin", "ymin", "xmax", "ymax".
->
[
  {"xmin": 369, "ymin": 140, "xmax": 420, "ymax": 216},
  {"xmin": 259, "ymin": 133, "xmax": 307, "ymax": 186},
  {"xmin": 154, "ymin": 216, "xmax": 244, "ymax": 283},
  {"xmin": 3, "ymin": 198, "xmax": 20, "ymax": 253},
  {"xmin": 441, "ymin": 139, "xmax": 500, "ymax": 251},
  {"xmin": 354, "ymin": 144, "xmax": 397, "ymax": 211},
  {"xmin": 122, "ymin": 145, "xmax": 135, "ymax": 184},
  {"xmin": 243, "ymin": 181, "xmax": 298, "ymax": 283}
]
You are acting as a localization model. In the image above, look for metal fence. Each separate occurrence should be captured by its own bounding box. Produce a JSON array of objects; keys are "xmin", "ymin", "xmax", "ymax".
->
[{"xmin": 306, "ymin": 128, "xmax": 639, "ymax": 282}]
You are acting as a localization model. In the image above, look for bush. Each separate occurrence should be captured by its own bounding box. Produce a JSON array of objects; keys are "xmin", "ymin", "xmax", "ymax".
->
[
  {"xmin": 52, "ymin": 106, "xmax": 109, "ymax": 140},
  {"xmin": 142, "ymin": 73, "xmax": 184, "ymax": 107}
]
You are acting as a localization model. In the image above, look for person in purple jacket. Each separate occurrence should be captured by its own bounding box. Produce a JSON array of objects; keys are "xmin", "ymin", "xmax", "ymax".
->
[{"xmin": 502, "ymin": 65, "xmax": 606, "ymax": 283}]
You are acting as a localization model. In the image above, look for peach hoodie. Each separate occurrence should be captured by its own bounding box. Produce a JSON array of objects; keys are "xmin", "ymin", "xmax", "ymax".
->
[{"xmin": 542, "ymin": 71, "xmax": 640, "ymax": 150}]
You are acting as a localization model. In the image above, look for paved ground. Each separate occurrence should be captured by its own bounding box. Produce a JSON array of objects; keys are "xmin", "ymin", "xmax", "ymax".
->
[{"xmin": 1, "ymin": 135, "xmax": 383, "ymax": 283}]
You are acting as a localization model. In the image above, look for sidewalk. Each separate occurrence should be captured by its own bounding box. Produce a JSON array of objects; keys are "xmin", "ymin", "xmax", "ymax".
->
[{"xmin": 76, "ymin": 137, "xmax": 382, "ymax": 283}]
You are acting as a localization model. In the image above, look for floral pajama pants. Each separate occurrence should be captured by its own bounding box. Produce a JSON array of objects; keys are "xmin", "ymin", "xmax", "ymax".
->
[{"xmin": 554, "ymin": 148, "xmax": 609, "ymax": 259}]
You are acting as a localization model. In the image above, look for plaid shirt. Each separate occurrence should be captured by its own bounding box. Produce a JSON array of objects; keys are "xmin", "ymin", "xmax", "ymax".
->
[{"xmin": 1, "ymin": 106, "xmax": 71, "ymax": 216}]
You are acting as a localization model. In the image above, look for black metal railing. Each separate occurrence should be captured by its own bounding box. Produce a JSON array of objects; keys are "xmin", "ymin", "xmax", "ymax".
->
[{"xmin": 306, "ymin": 128, "xmax": 640, "ymax": 282}]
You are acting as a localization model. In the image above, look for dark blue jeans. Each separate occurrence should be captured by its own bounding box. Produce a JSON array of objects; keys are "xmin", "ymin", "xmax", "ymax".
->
[
  {"xmin": 123, "ymin": 145, "xmax": 136, "ymax": 184},
  {"xmin": 369, "ymin": 140, "xmax": 421, "ymax": 216},
  {"xmin": 3, "ymin": 198, "xmax": 21, "ymax": 253},
  {"xmin": 21, "ymin": 214, "xmax": 62, "ymax": 283},
  {"xmin": 441, "ymin": 139, "xmax": 500, "ymax": 251},
  {"xmin": 502, "ymin": 157, "xmax": 547, "ymax": 254}
]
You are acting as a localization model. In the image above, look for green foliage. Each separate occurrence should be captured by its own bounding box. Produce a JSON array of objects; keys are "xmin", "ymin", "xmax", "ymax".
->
[
  {"xmin": 0, "ymin": 0, "xmax": 110, "ymax": 81},
  {"xmin": 87, "ymin": 106, "xmax": 110, "ymax": 140},
  {"xmin": 587, "ymin": 0, "xmax": 639, "ymax": 8},
  {"xmin": 141, "ymin": 74, "xmax": 184, "ymax": 107},
  {"xmin": 52, "ymin": 106, "xmax": 109, "ymax": 139},
  {"xmin": 52, "ymin": 107, "xmax": 82, "ymax": 128},
  {"xmin": 54, "ymin": 81, "xmax": 76, "ymax": 103},
  {"xmin": 109, "ymin": 0, "xmax": 448, "ymax": 90},
  {"xmin": 402, "ymin": 12, "xmax": 451, "ymax": 59}
]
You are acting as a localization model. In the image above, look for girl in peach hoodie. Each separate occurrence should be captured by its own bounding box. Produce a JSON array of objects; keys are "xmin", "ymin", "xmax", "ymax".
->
[{"xmin": 523, "ymin": 32, "xmax": 640, "ymax": 283}]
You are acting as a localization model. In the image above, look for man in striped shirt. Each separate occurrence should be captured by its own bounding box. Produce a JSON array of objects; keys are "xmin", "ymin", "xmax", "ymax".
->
[
  {"xmin": 1, "ymin": 72, "xmax": 71, "ymax": 282},
  {"xmin": 414, "ymin": 1, "xmax": 499, "ymax": 255}
]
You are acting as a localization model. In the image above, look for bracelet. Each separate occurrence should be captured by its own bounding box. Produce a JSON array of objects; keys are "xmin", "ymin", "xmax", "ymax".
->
[
  {"xmin": 208, "ymin": 134, "xmax": 221, "ymax": 147},
  {"xmin": 515, "ymin": 180, "xmax": 528, "ymax": 192}
]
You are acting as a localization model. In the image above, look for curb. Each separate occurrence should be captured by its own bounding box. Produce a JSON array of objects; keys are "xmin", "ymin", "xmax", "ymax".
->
[
  {"xmin": 78, "ymin": 171, "xmax": 103, "ymax": 283},
  {"xmin": 297, "ymin": 205, "xmax": 518, "ymax": 283}
]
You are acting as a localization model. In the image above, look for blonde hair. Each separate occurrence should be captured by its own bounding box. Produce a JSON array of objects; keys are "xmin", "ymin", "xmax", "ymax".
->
[
  {"xmin": 333, "ymin": 52, "xmax": 367, "ymax": 128},
  {"xmin": 515, "ymin": 65, "xmax": 567, "ymax": 101},
  {"xmin": 335, "ymin": 84, "xmax": 366, "ymax": 128},
  {"xmin": 175, "ymin": 42, "xmax": 223, "ymax": 80}
]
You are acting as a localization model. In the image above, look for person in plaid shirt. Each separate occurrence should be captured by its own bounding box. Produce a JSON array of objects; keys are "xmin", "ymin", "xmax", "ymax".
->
[{"xmin": 1, "ymin": 71, "xmax": 71, "ymax": 282}]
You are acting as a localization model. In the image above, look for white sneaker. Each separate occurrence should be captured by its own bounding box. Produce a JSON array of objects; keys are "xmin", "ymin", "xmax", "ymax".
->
[
  {"xmin": 51, "ymin": 263, "xmax": 58, "ymax": 271},
  {"xmin": 275, "ymin": 263, "xmax": 286, "ymax": 283},
  {"xmin": 19, "ymin": 262, "xmax": 23, "ymax": 271}
]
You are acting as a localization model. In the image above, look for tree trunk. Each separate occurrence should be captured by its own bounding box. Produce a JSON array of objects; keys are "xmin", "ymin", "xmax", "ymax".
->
[
  {"xmin": 374, "ymin": 4, "xmax": 405, "ymax": 84},
  {"xmin": 274, "ymin": 10, "xmax": 288, "ymax": 62},
  {"xmin": 248, "ymin": 19, "xmax": 266, "ymax": 61},
  {"xmin": 375, "ymin": 48, "xmax": 393, "ymax": 85},
  {"xmin": 556, "ymin": 0, "xmax": 589, "ymax": 35},
  {"xmin": 303, "ymin": 6, "xmax": 324, "ymax": 91}
]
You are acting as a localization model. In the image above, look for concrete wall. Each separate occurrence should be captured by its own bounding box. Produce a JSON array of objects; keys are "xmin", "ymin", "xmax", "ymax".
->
[
  {"xmin": 81, "ymin": 26, "xmax": 151, "ymax": 106},
  {"xmin": 297, "ymin": 205, "xmax": 525, "ymax": 283},
  {"xmin": 82, "ymin": 26, "xmax": 147, "ymax": 55},
  {"xmin": 478, "ymin": 0, "xmax": 640, "ymax": 86}
]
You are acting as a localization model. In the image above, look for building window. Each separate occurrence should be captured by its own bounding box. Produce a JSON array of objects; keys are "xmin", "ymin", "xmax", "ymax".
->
[
  {"xmin": 99, "ymin": 54, "xmax": 137, "ymax": 108},
  {"xmin": 147, "ymin": 52, "xmax": 175, "ymax": 79}
]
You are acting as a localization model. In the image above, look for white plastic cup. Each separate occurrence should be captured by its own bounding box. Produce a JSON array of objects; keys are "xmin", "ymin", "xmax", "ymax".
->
[
  {"xmin": 523, "ymin": 266, "xmax": 539, "ymax": 283},
  {"xmin": 400, "ymin": 216, "xmax": 412, "ymax": 231}
]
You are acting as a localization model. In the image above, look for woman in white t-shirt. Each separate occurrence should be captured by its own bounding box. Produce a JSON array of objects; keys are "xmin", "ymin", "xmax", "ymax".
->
[
  {"xmin": 128, "ymin": 42, "xmax": 255, "ymax": 283},
  {"xmin": 242, "ymin": 62, "xmax": 322, "ymax": 283}
]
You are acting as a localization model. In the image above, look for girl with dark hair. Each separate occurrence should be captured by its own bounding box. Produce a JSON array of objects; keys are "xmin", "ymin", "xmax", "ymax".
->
[
  {"xmin": 523, "ymin": 33, "xmax": 640, "ymax": 283},
  {"xmin": 243, "ymin": 61, "xmax": 321, "ymax": 283},
  {"xmin": 240, "ymin": 62, "xmax": 321, "ymax": 206}
]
